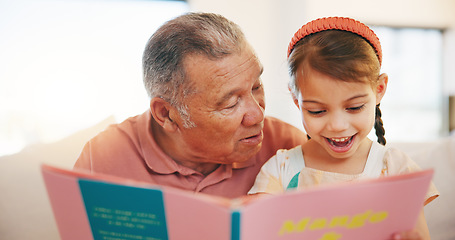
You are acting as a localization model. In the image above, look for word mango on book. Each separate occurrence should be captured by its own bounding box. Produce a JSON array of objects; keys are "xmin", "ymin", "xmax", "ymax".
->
[{"xmin": 41, "ymin": 164, "xmax": 433, "ymax": 240}]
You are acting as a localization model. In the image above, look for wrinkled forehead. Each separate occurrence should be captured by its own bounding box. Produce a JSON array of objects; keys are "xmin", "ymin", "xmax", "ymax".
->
[
  {"xmin": 183, "ymin": 42, "xmax": 260, "ymax": 81},
  {"xmin": 182, "ymin": 43, "xmax": 262, "ymax": 100}
]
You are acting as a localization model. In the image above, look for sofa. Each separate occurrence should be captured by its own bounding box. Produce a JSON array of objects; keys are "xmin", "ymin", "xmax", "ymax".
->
[{"xmin": 0, "ymin": 117, "xmax": 454, "ymax": 240}]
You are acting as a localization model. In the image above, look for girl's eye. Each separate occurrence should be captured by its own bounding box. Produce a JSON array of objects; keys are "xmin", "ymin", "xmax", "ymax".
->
[
  {"xmin": 307, "ymin": 110, "xmax": 326, "ymax": 115},
  {"xmin": 347, "ymin": 104, "xmax": 365, "ymax": 112}
]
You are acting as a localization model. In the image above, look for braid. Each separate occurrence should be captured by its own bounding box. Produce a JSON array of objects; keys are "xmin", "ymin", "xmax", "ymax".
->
[{"xmin": 375, "ymin": 104, "xmax": 386, "ymax": 145}]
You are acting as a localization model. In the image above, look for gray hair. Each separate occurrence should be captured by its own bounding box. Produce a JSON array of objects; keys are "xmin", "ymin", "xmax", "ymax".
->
[{"xmin": 142, "ymin": 12, "xmax": 246, "ymax": 128}]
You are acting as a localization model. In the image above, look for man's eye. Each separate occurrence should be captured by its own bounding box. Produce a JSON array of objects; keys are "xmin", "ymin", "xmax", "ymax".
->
[
  {"xmin": 252, "ymin": 82, "xmax": 263, "ymax": 91},
  {"xmin": 226, "ymin": 98, "xmax": 240, "ymax": 109},
  {"xmin": 227, "ymin": 103, "xmax": 237, "ymax": 109}
]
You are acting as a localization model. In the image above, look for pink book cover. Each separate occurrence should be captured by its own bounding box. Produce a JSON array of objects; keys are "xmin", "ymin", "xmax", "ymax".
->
[
  {"xmin": 41, "ymin": 164, "xmax": 433, "ymax": 240},
  {"xmin": 239, "ymin": 169, "xmax": 433, "ymax": 240},
  {"xmin": 41, "ymin": 164, "xmax": 233, "ymax": 240}
]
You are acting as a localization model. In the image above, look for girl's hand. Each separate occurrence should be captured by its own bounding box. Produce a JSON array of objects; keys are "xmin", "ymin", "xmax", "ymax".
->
[
  {"xmin": 392, "ymin": 230, "xmax": 422, "ymax": 240},
  {"xmin": 392, "ymin": 209, "xmax": 430, "ymax": 240}
]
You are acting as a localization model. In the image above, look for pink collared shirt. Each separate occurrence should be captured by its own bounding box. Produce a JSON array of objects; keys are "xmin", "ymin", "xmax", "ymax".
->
[{"xmin": 74, "ymin": 110, "xmax": 307, "ymax": 198}]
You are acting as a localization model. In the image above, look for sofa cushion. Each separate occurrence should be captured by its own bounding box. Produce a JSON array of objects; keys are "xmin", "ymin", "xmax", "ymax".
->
[{"xmin": 0, "ymin": 116, "xmax": 115, "ymax": 240}]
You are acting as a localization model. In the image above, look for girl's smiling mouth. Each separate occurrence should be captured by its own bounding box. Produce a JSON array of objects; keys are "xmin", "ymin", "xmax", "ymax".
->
[{"xmin": 325, "ymin": 134, "xmax": 356, "ymax": 153}]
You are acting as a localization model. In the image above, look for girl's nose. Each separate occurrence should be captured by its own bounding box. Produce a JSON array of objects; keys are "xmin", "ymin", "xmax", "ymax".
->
[{"xmin": 327, "ymin": 111, "xmax": 349, "ymax": 132}]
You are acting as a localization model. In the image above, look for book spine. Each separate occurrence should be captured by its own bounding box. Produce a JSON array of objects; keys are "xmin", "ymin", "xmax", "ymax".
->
[{"xmin": 231, "ymin": 211, "xmax": 241, "ymax": 240}]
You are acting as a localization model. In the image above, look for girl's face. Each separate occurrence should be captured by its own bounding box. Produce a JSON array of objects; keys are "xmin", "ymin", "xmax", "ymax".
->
[{"xmin": 295, "ymin": 66, "xmax": 387, "ymax": 160}]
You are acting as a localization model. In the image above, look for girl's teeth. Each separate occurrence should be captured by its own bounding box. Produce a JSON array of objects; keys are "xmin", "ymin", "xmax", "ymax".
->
[{"xmin": 331, "ymin": 137, "xmax": 349, "ymax": 142}]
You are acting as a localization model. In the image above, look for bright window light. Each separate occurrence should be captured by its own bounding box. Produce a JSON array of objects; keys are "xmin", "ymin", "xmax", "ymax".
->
[
  {"xmin": 0, "ymin": 0, "xmax": 189, "ymax": 156},
  {"xmin": 370, "ymin": 26, "xmax": 444, "ymax": 142}
]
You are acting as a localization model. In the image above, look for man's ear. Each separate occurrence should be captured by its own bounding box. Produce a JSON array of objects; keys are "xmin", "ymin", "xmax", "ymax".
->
[
  {"xmin": 150, "ymin": 97, "xmax": 178, "ymax": 132},
  {"xmin": 375, "ymin": 73, "xmax": 388, "ymax": 105}
]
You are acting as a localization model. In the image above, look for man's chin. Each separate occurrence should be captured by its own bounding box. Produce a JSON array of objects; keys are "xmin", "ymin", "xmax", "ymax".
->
[{"xmin": 230, "ymin": 144, "xmax": 262, "ymax": 164}]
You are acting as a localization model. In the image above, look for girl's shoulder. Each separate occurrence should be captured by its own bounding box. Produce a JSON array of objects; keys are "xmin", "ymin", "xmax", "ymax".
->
[
  {"xmin": 382, "ymin": 144, "xmax": 440, "ymax": 206},
  {"xmin": 263, "ymin": 145, "xmax": 304, "ymax": 170},
  {"xmin": 364, "ymin": 141, "xmax": 419, "ymax": 177},
  {"xmin": 259, "ymin": 145, "xmax": 304, "ymax": 183},
  {"xmin": 382, "ymin": 144, "xmax": 422, "ymax": 175}
]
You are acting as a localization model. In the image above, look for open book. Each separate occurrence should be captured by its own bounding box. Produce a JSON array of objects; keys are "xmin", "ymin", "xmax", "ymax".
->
[{"xmin": 41, "ymin": 164, "xmax": 433, "ymax": 240}]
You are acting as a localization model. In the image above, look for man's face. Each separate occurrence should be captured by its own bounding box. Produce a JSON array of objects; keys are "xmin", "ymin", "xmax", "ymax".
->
[{"xmin": 173, "ymin": 43, "xmax": 265, "ymax": 164}]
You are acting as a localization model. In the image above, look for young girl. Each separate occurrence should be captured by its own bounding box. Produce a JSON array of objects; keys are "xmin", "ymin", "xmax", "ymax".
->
[{"xmin": 249, "ymin": 17, "xmax": 439, "ymax": 239}]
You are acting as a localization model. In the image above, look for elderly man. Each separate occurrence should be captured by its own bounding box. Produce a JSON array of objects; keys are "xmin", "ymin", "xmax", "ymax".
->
[{"xmin": 74, "ymin": 12, "xmax": 307, "ymax": 198}]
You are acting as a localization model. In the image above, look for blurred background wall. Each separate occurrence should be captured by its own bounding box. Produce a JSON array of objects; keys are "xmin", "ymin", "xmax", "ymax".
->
[{"xmin": 1, "ymin": 0, "xmax": 454, "ymax": 156}]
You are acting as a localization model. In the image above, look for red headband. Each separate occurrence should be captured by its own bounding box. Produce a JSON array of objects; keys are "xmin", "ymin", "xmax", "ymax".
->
[{"xmin": 287, "ymin": 17, "xmax": 382, "ymax": 65}]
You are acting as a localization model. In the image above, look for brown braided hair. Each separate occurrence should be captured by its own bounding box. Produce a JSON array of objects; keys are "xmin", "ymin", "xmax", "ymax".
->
[{"xmin": 375, "ymin": 104, "xmax": 386, "ymax": 145}]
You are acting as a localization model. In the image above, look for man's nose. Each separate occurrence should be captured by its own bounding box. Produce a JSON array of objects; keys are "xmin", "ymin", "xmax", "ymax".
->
[{"xmin": 242, "ymin": 95, "xmax": 265, "ymax": 126}]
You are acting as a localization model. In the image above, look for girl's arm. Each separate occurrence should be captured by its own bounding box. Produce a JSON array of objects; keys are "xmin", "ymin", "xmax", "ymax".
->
[
  {"xmin": 392, "ymin": 209, "xmax": 430, "ymax": 240},
  {"xmin": 414, "ymin": 209, "xmax": 431, "ymax": 239}
]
